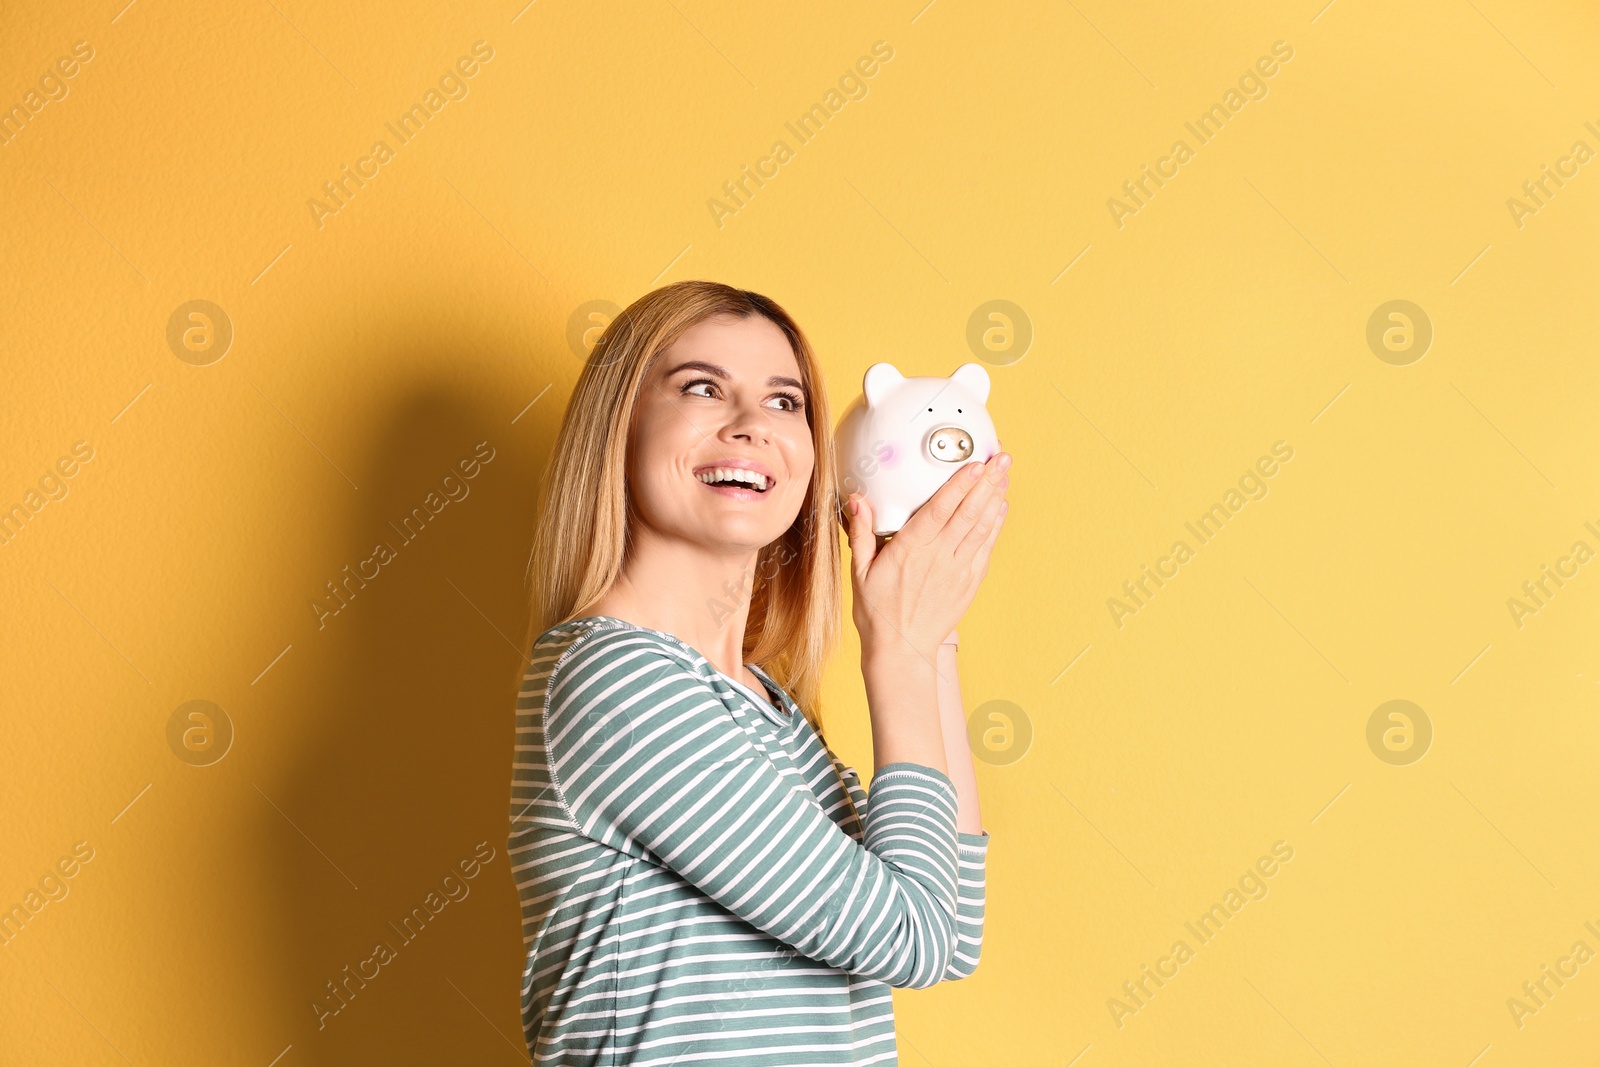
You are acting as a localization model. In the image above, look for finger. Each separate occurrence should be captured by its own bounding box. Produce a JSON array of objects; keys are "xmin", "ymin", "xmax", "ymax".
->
[
  {"xmin": 964, "ymin": 494, "xmax": 1008, "ymax": 580},
  {"xmin": 894, "ymin": 454, "xmax": 998, "ymax": 548},
  {"xmin": 953, "ymin": 504, "xmax": 1006, "ymax": 612},
  {"xmin": 932, "ymin": 455, "xmax": 1007, "ymax": 557},
  {"xmin": 844, "ymin": 492, "xmax": 877, "ymax": 580},
  {"xmin": 954, "ymin": 482, "xmax": 1007, "ymax": 567}
]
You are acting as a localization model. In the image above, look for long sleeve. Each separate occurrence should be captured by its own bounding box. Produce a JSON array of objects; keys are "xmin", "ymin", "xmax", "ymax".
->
[
  {"xmin": 946, "ymin": 831, "xmax": 988, "ymax": 979},
  {"xmin": 830, "ymin": 750, "xmax": 989, "ymax": 981},
  {"xmin": 544, "ymin": 626, "xmax": 962, "ymax": 989}
]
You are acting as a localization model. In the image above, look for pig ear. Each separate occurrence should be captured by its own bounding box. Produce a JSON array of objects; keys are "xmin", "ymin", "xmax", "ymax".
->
[
  {"xmin": 950, "ymin": 362, "xmax": 990, "ymax": 404},
  {"xmin": 862, "ymin": 363, "xmax": 904, "ymax": 407}
]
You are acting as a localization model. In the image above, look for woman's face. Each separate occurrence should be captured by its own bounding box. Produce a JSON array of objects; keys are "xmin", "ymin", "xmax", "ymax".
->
[{"xmin": 627, "ymin": 312, "xmax": 815, "ymax": 555}]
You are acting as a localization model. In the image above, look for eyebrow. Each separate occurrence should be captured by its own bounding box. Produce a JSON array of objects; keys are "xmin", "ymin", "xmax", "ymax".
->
[{"xmin": 664, "ymin": 359, "xmax": 805, "ymax": 393}]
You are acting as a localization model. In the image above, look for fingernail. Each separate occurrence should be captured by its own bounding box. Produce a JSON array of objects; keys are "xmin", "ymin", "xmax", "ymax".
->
[
  {"xmin": 850, "ymin": 496, "xmax": 860, "ymax": 515},
  {"xmin": 999, "ymin": 474, "xmax": 1009, "ymax": 487},
  {"xmin": 999, "ymin": 500, "xmax": 1009, "ymax": 517},
  {"xmin": 966, "ymin": 463, "xmax": 983, "ymax": 480},
  {"xmin": 997, "ymin": 452, "xmax": 1012, "ymax": 472}
]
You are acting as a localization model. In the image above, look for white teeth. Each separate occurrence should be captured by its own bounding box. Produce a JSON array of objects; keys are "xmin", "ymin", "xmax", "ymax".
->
[{"xmin": 696, "ymin": 467, "xmax": 770, "ymax": 490}]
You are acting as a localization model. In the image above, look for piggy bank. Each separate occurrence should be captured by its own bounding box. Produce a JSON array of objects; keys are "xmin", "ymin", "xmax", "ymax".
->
[{"xmin": 834, "ymin": 362, "xmax": 1001, "ymax": 536}]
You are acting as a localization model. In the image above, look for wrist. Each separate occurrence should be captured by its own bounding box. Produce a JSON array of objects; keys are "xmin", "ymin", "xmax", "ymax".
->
[
  {"xmin": 870, "ymin": 643, "xmax": 940, "ymax": 694},
  {"xmin": 860, "ymin": 628, "xmax": 958, "ymax": 663},
  {"xmin": 861, "ymin": 640, "xmax": 939, "ymax": 675}
]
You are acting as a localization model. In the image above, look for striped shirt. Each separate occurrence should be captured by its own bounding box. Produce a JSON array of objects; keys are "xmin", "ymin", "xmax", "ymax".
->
[{"xmin": 508, "ymin": 615, "xmax": 988, "ymax": 1065}]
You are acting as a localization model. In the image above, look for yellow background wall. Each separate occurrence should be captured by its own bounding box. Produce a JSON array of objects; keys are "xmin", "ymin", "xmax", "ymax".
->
[{"xmin": 3, "ymin": 0, "xmax": 1596, "ymax": 1063}]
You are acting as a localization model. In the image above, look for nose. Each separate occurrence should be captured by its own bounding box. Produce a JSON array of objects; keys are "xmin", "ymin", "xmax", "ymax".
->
[
  {"xmin": 723, "ymin": 397, "xmax": 772, "ymax": 445},
  {"xmin": 927, "ymin": 426, "xmax": 974, "ymax": 463}
]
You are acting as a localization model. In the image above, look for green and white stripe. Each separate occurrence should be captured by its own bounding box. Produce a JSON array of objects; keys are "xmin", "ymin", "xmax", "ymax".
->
[{"xmin": 508, "ymin": 616, "xmax": 988, "ymax": 1065}]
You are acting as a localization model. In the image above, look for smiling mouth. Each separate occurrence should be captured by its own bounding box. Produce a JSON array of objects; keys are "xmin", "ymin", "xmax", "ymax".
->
[{"xmin": 695, "ymin": 468, "xmax": 773, "ymax": 494}]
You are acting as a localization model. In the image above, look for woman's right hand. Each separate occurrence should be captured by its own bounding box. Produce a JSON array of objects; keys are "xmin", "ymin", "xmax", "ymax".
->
[{"xmin": 841, "ymin": 451, "xmax": 1011, "ymax": 661}]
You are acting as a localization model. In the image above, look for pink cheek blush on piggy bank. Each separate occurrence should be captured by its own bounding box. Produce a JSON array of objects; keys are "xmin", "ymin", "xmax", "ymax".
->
[{"xmin": 834, "ymin": 362, "xmax": 1001, "ymax": 536}]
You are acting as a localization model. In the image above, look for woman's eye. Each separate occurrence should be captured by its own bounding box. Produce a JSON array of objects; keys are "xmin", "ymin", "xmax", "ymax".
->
[{"xmin": 680, "ymin": 379, "xmax": 804, "ymax": 412}]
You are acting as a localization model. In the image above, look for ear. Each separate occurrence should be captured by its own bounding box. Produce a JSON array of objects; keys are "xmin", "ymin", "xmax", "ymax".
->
[
  {"xmin": 950, "ymin": 362, "xmax": 991, "ymax": 404},
  {"xmin": 862, "ymin": 363, "xmax": 904, "ymax": 407}
]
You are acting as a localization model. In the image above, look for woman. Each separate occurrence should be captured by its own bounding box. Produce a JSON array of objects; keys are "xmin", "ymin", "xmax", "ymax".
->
[{"xmin": 508, "ymin": 280, "xmax": 1011, "ymax": 1065}]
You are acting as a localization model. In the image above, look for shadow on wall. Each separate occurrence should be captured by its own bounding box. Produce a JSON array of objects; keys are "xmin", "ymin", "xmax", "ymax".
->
[{"xmin": 254, "ymin": 367, "xmax": 550, "ymax": 1064}]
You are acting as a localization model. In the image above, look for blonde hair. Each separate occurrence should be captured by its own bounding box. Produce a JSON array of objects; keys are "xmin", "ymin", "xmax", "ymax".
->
[{"xmin": 518, "ymin": 281, "xmax": 842, "ymax": 733}]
